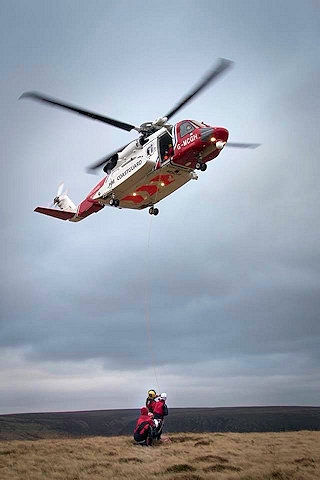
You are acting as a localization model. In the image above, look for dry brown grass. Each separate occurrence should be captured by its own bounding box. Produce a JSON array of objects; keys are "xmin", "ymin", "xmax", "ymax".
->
[{"xmin": 0, "ymin": 431, "xmax": 319, "ymax": 480}]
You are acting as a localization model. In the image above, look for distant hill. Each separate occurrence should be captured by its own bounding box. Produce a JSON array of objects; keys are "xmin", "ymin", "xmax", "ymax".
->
[{"xmin": 0, "ymin": 406, "xmax": 319, "ymax": 441}]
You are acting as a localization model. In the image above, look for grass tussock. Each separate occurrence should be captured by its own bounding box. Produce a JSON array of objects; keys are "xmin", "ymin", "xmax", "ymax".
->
[
  {"xmin": 164, "ymin": 463, "xmax": 196, "ymax": 473},
  {"xmin": 0, "ymin": 431, "xmax": 319, "ymax": 480}
]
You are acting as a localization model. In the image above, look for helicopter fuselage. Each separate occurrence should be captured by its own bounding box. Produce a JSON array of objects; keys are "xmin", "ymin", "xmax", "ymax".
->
[
  {"xmin": 35, "ymin": 119, "xmax": 229, "ymax": 221},
  {"xmin": 73, "ymin": 120, "xmax": 229, "ymax": 219},
  {"xmin": 35, "ymin": 120, "xmax": 229, "ymax": 221}
]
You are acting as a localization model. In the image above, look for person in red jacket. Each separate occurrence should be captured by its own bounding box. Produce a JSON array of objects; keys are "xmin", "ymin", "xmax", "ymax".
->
[
  {"xmin": 153, "ymin": 392, "xmax": 168, "ymax": 420},
  {"xmin": 133, "ymin": 407, "xmax": 155, "ymax": 446},
  {"xmin": 146, "ymin": 389, "xmax": 157, "ymax": 413},
  {"xmin": 152, "ymin": 393, "xmax": 168, "ymax": 440}
]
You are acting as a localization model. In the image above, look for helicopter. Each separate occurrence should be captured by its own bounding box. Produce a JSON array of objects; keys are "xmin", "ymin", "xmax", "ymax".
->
[{"xmin": 20, "ymin": 58, "xmax": 259, "ymax": 222}]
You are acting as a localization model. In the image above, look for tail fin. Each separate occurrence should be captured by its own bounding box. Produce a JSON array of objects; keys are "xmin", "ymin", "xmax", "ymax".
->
[{"xmin": 35, "ymin": 183, "xmax": 78, "ymax": 221}]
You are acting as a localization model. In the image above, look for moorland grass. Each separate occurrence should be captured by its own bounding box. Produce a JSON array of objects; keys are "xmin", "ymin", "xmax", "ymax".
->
[{"xmin": 0, "ymin": 431, "xmax": 319, "ymax": 479}]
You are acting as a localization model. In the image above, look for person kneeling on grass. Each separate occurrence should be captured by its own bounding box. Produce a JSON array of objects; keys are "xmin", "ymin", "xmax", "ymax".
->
[{"xmin": 133, "ymin": 407, "xmax": 155, "ymax": 446}]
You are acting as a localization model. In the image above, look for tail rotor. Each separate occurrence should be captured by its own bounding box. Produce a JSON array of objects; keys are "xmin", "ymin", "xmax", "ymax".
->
[
  {"xmin": 47, "ymin": 183, "xmax": 76, "ymax": 212},
  {"xmin": 50, "ymin": 182, "xmax": 67, "ymax": 207}
]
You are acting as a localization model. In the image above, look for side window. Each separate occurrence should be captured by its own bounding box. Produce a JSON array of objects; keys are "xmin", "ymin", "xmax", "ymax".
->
[{"xmin": 180, "ymin": 122, "xmax": 195, "ymax": 138}]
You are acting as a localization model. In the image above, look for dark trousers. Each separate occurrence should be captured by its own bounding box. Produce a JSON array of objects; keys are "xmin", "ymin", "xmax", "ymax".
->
[{"xmin": 134, "ymin": 431, "xmax": 153, "ymax": 446}]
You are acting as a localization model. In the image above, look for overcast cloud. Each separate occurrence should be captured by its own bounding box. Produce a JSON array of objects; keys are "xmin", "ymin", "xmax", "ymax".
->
[{"xmin": 0, "ymin": 0, "xmax": 319, "ymax": 414}]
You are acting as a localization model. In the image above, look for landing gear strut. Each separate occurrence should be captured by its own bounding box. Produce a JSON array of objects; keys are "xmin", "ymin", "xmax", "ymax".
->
[{"xmin": 149, "ymin": 206, "xmax": 159, "ymax": 216}]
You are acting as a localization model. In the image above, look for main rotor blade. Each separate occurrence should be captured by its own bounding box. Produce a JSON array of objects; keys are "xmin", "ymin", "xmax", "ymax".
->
[
  {"xmin": 165, "ymin": 58, "xmax": 234, "ymax": 120},
  {"xmin": 20, "ymin": 91, "xmax": 139, "ymax": 132},
  {"xmin": 86, "ymin": 143, "xmax": 131, "ymax": 174},
  {"xmin": 226, "ymin": 142, "xmax": 261, "ymax": 149}
]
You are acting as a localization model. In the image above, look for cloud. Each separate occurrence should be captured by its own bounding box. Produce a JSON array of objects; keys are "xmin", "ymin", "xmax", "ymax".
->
[{"xmin": 1, "ymin": 0, "xmax": 320, "ymax": 414}]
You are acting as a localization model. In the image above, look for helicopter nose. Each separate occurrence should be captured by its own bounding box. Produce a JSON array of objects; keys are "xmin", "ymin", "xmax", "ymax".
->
[
  {"xmin": 211, "ymin": 127, "xmax": 229, "ymax": 150},
  {"xmin": 200, "ymin": 126, "xmax": 229, "ymax": 150},
  {"xmin": 212, "ymin": 127, "xmax": 229, "ymax": 142}
]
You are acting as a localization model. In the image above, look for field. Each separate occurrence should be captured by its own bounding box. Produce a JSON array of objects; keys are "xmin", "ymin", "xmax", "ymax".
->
[{"xmin": 0, "ymin": 431, "xmax": 319, "ymax": 480}]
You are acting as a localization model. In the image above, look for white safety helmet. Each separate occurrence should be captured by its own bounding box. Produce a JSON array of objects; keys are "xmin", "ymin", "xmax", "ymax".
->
[{"xmin": 160, "ymin": 392, "xmax": 167, "ymax": 400}]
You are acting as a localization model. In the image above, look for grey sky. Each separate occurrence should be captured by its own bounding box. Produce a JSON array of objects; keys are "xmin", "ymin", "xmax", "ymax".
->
[{"xmin": 0, "ymin": 0, "xmax": 319, "ymax": 414}]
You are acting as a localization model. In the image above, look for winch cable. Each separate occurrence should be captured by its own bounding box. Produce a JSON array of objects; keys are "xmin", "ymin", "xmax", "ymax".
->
[
  {"xmin": 143, "ymin": 164, "xmax": 172, "ymax": 443},
  {"xmin": 143, "ymin": 168, "xmax": 164, "ymax": 394},
  {"xmin": 144, "ymin": 214, "xmax": 160, "ymax": 393}
]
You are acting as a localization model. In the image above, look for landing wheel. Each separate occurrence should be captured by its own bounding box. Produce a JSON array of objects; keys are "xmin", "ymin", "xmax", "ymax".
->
[
  {"xmin": 109, "ymin": 198, "xmax": 120, "ymax": 207},
  {"xmin": 149, "ymin": 207, "xmax": 159, "ymax": 216},
  {"xmin": 196, "ymin": 161, "xmax": 207, "ymax": 171}
]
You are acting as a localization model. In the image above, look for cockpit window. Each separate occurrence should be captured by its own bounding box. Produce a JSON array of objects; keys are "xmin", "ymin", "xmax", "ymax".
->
[
  {"xmin": 180, "ymin": 121, "xmax": 195, "ymax": 137},
  {"xmin": 191, "ymin": 120, "xmax": 206, "ymax": 128}
]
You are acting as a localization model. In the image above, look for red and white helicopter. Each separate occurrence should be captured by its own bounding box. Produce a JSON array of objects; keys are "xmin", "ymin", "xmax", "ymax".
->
[{"xmin": 20, "ymin": 58, "xmax": 259, "ymax": 222}]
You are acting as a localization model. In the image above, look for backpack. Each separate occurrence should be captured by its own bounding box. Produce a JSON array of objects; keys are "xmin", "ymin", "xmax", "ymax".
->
[
  {"xmin": 153, "ymin": 399, "xmax": 168, "ymax": 417},
  {"xmin": 134, "ymin": 421, "xmax": 150, "ymax": 436}
]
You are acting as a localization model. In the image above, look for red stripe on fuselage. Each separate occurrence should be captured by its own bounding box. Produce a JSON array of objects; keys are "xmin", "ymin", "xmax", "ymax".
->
[
  {"xmin": 136, "ymin": 185, "xmax": 158, "ymax": 196},
  {"xmin": 121, "ymin": 194, "xmax": 145, "ymax": 204}
]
